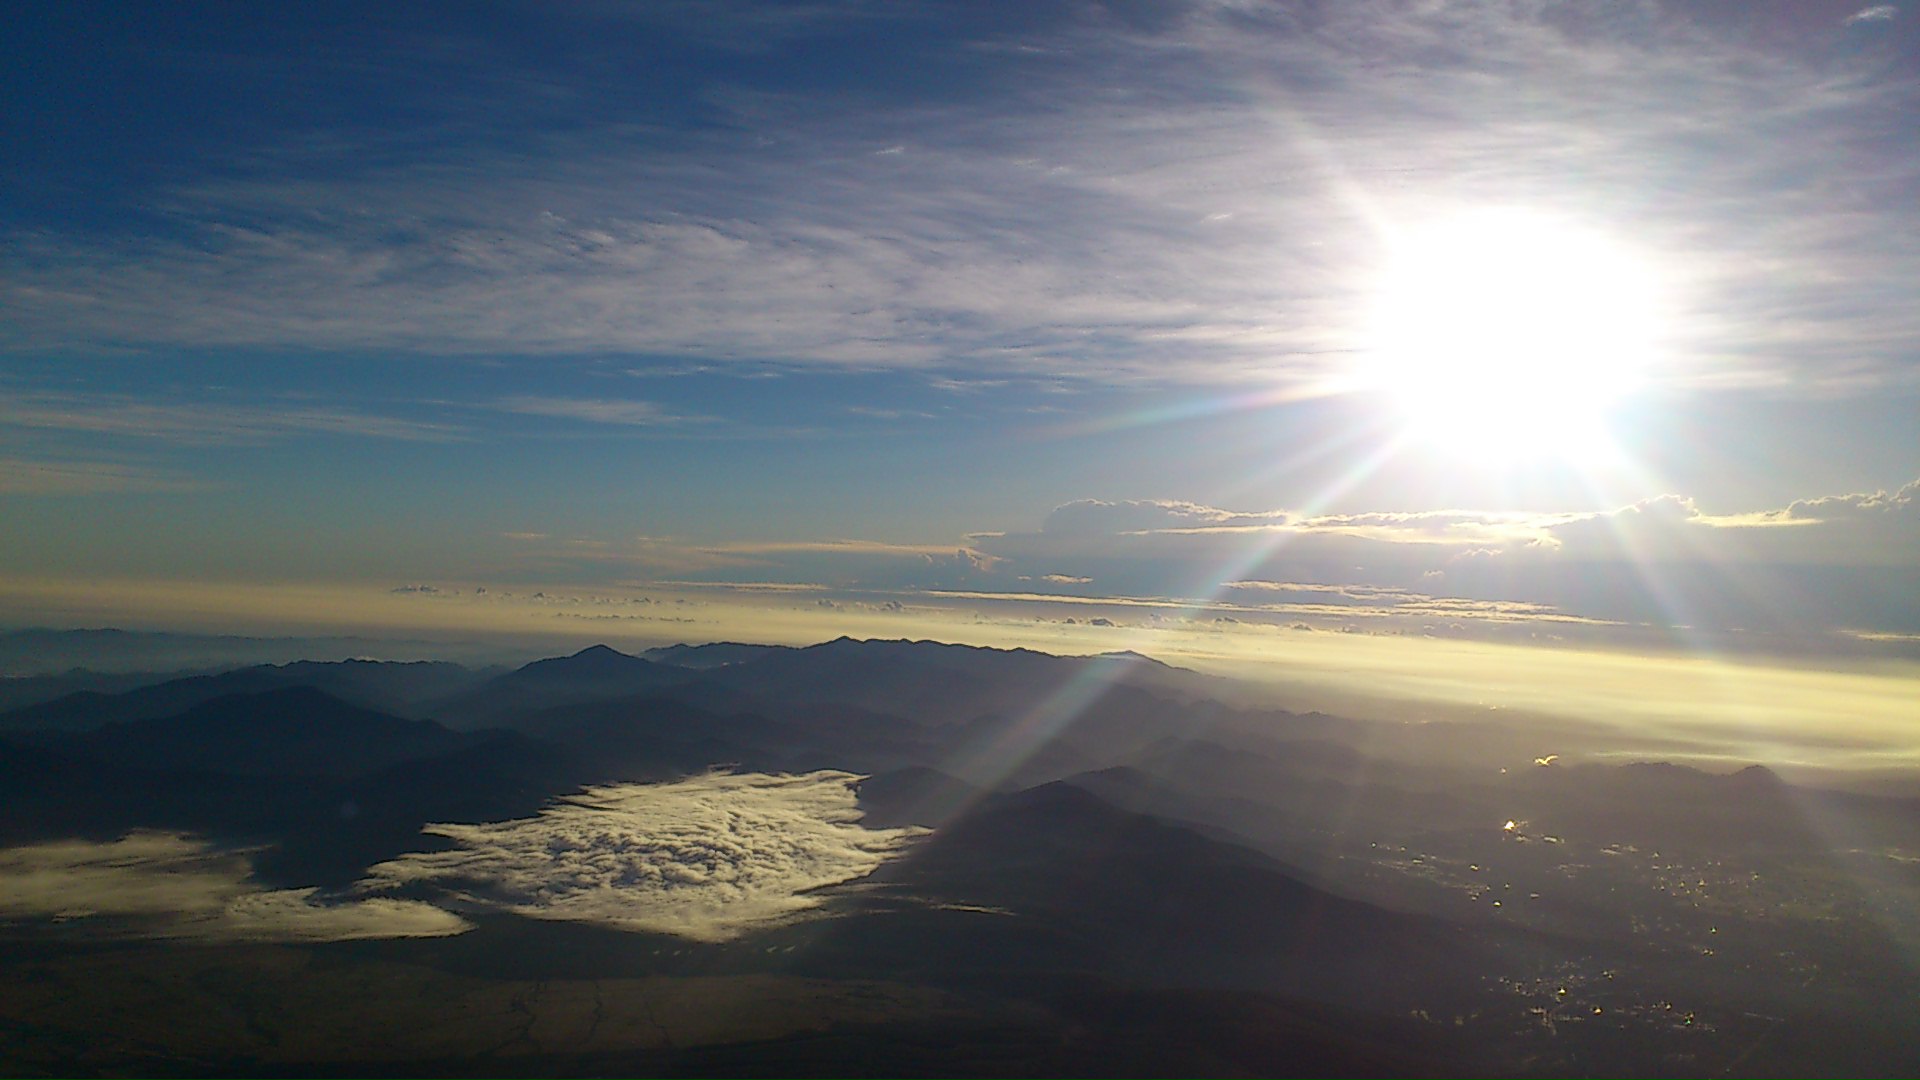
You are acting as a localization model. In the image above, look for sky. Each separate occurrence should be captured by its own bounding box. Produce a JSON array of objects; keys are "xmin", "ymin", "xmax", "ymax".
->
[{"xmin": 4, "ymin": 2, "xmax": 1919, "ymax": 706}]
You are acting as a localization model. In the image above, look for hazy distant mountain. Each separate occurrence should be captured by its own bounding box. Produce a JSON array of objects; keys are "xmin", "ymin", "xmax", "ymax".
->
[
  {"xmin": 0, "ymin": 659, "xmax": 485, "ymax": 733},
  {"xmin": 641, "ymin": 641, "xmax": 791, "ymax": 669},
  {"xmin": 0, "ymin": 668, "xmax": 212, "ymax": 713},
  {"xmin": 0, "ymin": 627, "xmax": 461, "ymax": 676},
  {"xmin": 1504, "ymin": 758, "xmax": 1829, "ymax": 851}
]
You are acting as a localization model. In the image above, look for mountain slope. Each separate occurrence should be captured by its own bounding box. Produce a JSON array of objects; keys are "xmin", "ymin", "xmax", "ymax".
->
[
  {"xmin": 0, "ymin": 659, "xmax": 483, "ymax": 732},
  {"xmin": 817, "ymin": 781, "xmax": 1534, "ymax": 1013},
  {"xmin": 428, "ymin": 644, "xmax": 696, "ymax": 726},
  {"xmin": 42, "ymin": 686, "xmax": 482, "ymax": 778}
]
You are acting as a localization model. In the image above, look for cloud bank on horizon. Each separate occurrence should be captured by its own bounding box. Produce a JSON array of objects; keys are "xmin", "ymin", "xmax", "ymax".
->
[{"xmin": 447, "ymin": 476, "xmax": 1920, "ymax": 648}]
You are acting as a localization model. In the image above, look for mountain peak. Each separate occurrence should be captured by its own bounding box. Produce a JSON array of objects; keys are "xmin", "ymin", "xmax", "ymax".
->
[
  {"xmin": 1093, "ymin": 649, "xmax": 1166, "ymax": 667},
  {"xmin": 569, "ymin": 644, "xmax": 633, "ymax": 660},
  {"xmin": 503, "ymin": 644, "xmax": 659, "ymax": 682},
  {"xmin": 1730, "ymin": 763, "xmax": 1787, "ymax": 788}
]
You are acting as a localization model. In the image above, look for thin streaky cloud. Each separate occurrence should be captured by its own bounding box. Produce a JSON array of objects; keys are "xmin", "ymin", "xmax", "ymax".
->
[
  {"xmin": 0, "ymin": 455, "xmax": 206, "ymax": 495},
  {"xmin": 1, "ymin": 3, "xmax": 1913, "ymax": 391},
  {"xmin": 1845, "ymin": 6, "xmax": 1898, "ymax": 25},
  {"xmin": 0, "ymin": 392, "xmax": 466, "ymax": 445},
  {"xmin": 490, "ymin": 396, "xmax": 712, "ymax": 427}
]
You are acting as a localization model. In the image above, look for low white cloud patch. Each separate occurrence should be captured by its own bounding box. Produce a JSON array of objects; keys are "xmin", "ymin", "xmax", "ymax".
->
[
  {"xmin": 359, "ymin": 771, "xmax": 926, "ymax": 942},
  {"xmin": 0, "ymin": 832, "xmax": 470, "ymax": 942}
]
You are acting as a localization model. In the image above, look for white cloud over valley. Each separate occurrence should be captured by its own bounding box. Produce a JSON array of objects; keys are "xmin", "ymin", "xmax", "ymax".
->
[
  {"xmin": 359, "ymin": 771, "xmax": 924, "ymax": 941},
  {"xmin": 0, "ymin": 832, "xmax": 469, "ymax": 942}
]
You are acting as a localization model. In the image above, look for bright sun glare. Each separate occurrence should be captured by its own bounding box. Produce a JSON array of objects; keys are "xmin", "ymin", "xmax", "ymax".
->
[{"xmin": 1368, "ymin": 209, "xmax": 1665, "ymax": 463}]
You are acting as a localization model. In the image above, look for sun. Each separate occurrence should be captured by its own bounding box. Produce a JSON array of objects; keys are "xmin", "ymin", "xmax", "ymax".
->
[{"xmin": 1366, "ymin": 209, "xmax": 1665, "ymax": 463}]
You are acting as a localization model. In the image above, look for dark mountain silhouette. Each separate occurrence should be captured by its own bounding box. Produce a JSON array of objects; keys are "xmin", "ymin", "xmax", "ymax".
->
[
  {"xmin": 253, "ymin": 728, "xmax": 582, "ymax": 887},
  {"xmin": 0, "ymin": 627, "xmax": 447, "ymax": 676},
  {"xmin": 428, "ymin": 644, "xmax": 696, "ymax": 726},
  {"xmin": 493, "ymin": 687, "xmax": 952, "ymax": 780},
  {"xmin": 825, "ymin": 781, "xmax": 1519, "ymax": 1012},
  {"xmin": 0, "ymin": 667, "xmax": 213, "ymax": 713},
  {"xmin": 510, "ymin": 643, "xmax": 665, "ymax": 684},
  {"xmin": 0, "ymin": 721, "xmax": 573, "ymax": 889},
  {"xmin": 1498, "ymin": 758, "xmax": 1829, "ymax": 850},
  {"xmin": 39, "ymin": 686, "xmax": 481, "ymax": 778},
  {"xmin": 501, "ymin": 694, "xmax": 795, "ymax": 780},
  {"xmin": 0, "ymin": 738, "xmax": 294, "ymax": 846},
  {"xmin": 855, "ymin": 766, "xmax": 981, "ymax": 827},
  {"xmin": 640, "ymin": 639, "xmax": 1368, "ymax": 790},
  {"xmin": 686, "ymin": 636, "xmax": 1195, "ymax": 729},
  {"xmin": 0, "ymin": 659, "xmax": 483, "ymax": 732},
  {"xmin": 641, "ymin": 641, "xmax": 791, "ymax": 669},
  {"xmin": 394, "ymin": 638, "xmax": 1266, "ymax": 790}
]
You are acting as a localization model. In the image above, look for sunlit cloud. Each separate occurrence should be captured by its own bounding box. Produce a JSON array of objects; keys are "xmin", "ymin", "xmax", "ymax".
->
[
  {"xmin": 359, "ymin": 771, "xmax": 925, "ymax": 941},
  {"xmin": 346, "ymin": 475, "xmax": 1920, "ymax": 642},
  {"xmin": 973, "ymin": 479, "xmax": 1920, "ymax": 639},
  {"xmin": 0, "ymin": 832, "xmax": 469, "ymax": 942},
  {"xmin": 1040, "ymin": 499, "xmax": 1292, "ymax": 535},
  {"xmin": 1786, "ymin": 478, "xmax": 1919, "ymax": 524},
  {"xmin": 1845, "ymin": 5, "xmax": 1899, "ymax": 25}
]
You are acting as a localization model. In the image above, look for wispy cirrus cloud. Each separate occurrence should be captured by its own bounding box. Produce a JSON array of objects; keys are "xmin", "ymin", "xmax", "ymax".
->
[
  {"xmin": 489, "ymin": 395, "xmax": 711, "ymax": 427},
  {"xmin": 3, "ymin": 3, "xmax": 1914, "ymax": 391},
  {"xmin": 0, "ymin": 392, "xmax": 464, "ymax": 445},
  {"xmin": 0, "ymin": 455, "xmax": 204, "ymax": 495},
  {"xmin": 487, "ymin": 531, "xmax": 1002, "ymax": 583},
  {"xmin": 1844, "ymin": 5, "xmax": 1898, "ymax": 26}
]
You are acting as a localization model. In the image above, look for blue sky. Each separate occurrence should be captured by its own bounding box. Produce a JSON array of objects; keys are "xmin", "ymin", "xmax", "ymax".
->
[{"xmin": 4, "ymin": 1, "xmax": 1919, "ymax": 666}]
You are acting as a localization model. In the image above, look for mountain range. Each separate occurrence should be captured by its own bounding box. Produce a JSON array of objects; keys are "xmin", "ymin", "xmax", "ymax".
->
[{"xmin": 3, "ymin": 637, "xmax": 1918, "ymax": 1076}]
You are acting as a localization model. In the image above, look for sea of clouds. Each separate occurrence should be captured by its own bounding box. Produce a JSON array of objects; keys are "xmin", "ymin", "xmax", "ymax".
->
[
  {"xmin": 0, "ymin": 832, "xmax": 468, "ymax": 941},
  {"xmin": 359, "ymin": 770, "xmax": 927, "ymax": 941},
  {"xmin": 0, "ymin": 771, "xmax": 925, "ymax": 945}
]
